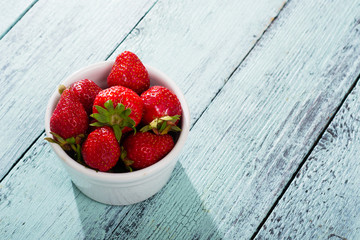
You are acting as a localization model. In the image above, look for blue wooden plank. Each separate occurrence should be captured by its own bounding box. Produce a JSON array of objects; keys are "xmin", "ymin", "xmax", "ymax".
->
[
  {"xmin": 255, "ymin": 79, "xmax": 360, "ymax": 239},
  {"xmin": 2, "ymin": 0, "xmax": 360, "ymax": 239},
  {"xmin": 2, "ymin": 0, "xmax": 359, "ymax": 238},
  {"xmin": 0, "ymin": 134, "xmax": 129, "ymax": 240},
  {"xmin": 108, "ymin": 0, "xmax": 288, "ymax": 125},
  {"xmin": 0, "ymin": 136, "xmax": 224, "ymax": 239},
  {"xmin": 0, "ymin": 0, "xmax": 38, "ymax": 39},
  {"xmin": 0, "ymin": 0, "xmax": 156, "ymax": 179},
  {"xmin": 0, "ymin": 0, "xmax": 288, "ymax": 239},
  {"xmin": 109, "ymin": 0, "xmax": 360, "ymax": 239}
]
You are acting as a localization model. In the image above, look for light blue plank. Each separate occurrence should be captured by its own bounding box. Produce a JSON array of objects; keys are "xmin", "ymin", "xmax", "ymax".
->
[
  {"xmin": 255, "ymin": 75, "xmax": 360, "ymax": 238},
  {"xmin": 2, "ymin": 0, "xmax": 360, "ymax": 239},
  {"xmin": 0, "ymin": 0, "xmax": 37, "ymax": 38},
  {"xmin": 0, "ymin": 134, "xmax": 129, "ymax": 239},
  {"xmin": 108, "ymin": 0, "xmax": 287, "ymax": 125},
  {"xmin": 0, "ymin": 0, "xmax": 156, "ymax": 179},
  {"xmin": 0, "ymin": 0, "xmax": 288, "ymax": 239},
  {"xmin": 110, "ymin": 0, "xmax": 360, "ymax": 239}
]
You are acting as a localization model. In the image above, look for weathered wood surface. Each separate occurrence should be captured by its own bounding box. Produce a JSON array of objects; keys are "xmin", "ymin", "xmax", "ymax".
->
[
  {"xmin": 0, "ymin": 0, "xmax": 37, "ymax": 38},
  {"xmin": 254, "ymin": 81, "xmax": 360, "ymax": 239},
  {"xmin": 148, "ymin": 0, "xmax": 360, "ymax": 238},
  {"xmin": 0, "ymin": 0, "xmax": 156, "ymax": 179},
  {"xmin": 109, "ymin": 0, "xmax": 287, "ymax": 124},
  {"xmin": 0, "ymin": 0, "xmax": 286, "ymax": 181},
  {"xmin": 1, "ymin": 0, "xmax": 360, "ymax": 239},
  {"xmin": 0, "ymin": 0, "xmax": 289, "ymax": 239}
]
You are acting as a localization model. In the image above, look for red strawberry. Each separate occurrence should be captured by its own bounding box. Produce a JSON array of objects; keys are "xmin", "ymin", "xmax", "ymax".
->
[
  {"xmin": 70, "ymin": 79, "xmax": 102, "ymax": 115},
  {"xmin": 46, "ymin": 88, "xmax": 88, "ymax": 162},
  {"xmin": 91, "ymin": 85, "xmax": 143, "ymax": 140},
  {"xmin": 122, "ymin": 132, "xmax": 174, "ymax": 170},
  {"xmin": 50, "ymin": 89, "xmax": 88, "ymax": 139},
  {"xmin": 82, "ymin": 126, "xmax": 121, "ymax": 172},
  {"xmin": 140, "ymin": 86, "xmax": 182, "ymax": 134},
  {"xmin": 107, "ymin": 51, "xmax": 150, "ymax": 95}
]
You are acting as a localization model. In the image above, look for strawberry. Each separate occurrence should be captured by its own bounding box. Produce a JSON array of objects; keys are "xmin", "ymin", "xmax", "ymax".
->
[
  {"xmin": 49, "ymin": 89, "xmax": 88, "ymax": 139},
  {"xmin": 70, "ymin": 79, "xmax": 102, "ymax": 115},
  {"xmin": 107, "ymin": 51, "xmax": 150, "ymax": 95},
  {"xmin": 140, "ymin": 86, "xmax": 182, "ymax": 134},
  {"xmin": 81, "ymin": 126, "xmax": 121, "ymax": 172},
  {"xmin": 45, "ymin": 88, "xmax": 88, "ymax": 161},
  {"xmin": 91, "ymin": 85, "xmax": 143, "ymax": 141},
  {"xmin": 122, "ymin": 132, "xmax": 174, "ymax": 170}
]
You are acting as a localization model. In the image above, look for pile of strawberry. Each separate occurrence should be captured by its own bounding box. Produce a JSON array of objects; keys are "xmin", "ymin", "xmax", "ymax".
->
[{"xmin": 46, "ymin": 51, "xmax": 182, "ymax": 172}]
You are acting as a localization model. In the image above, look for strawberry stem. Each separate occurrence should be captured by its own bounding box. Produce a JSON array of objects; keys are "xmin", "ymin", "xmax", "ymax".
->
[
  {"xmin": 90, "ymin": 100, "xmax": 136, "ymax": 142},
  {"xmin": 120, "ymin": 147, "xmax": 133, "ymax": 172},
  {"xmin": 75, "ymin": 144, "xmax": 82, "ymax": 164},
  {"xmin": 140, "ymin": 115, "xmax": 182, "ymax": 135},
  {"xmin": 58, "ymin": 84, "xmax": 67, "ymax": 94},
  {"xmin": 45, "ymin": 132, "xmax": 84, "ymax": 163}
]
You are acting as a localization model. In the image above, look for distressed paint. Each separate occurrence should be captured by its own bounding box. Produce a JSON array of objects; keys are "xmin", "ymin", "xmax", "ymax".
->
[
  {"xmin": 255, "ymin": 80, "xmax": 360, "ymax": 239},
  {"xmin": 0, "ymin": 0, "xmax": 156, "ymax": 179},
  {"xmin": 0, "ymin": 0, "xmax": 288, "ymax": 238},
  {"xmin": 1, "ymin": 0, "xmax": 360, "ymax": 240},
  {"xmin": 109, "ymin": 0, "xmax": 360, "ymax": 238},
  {"xmin": 0, "ymin": 0, "xmax": 287, "ymax": 183},
  {"xmin": 0, "ymin": 137, "xmax": 223, "ymax": 239},
  {"xmin": 0, "ymin": 0, "xmax": 38, "ymax": 38},
  {"xmin": 108, "ymin": 0, "xmax": 287, "ymax": 125},
  {"xmin": 0, "ymin": 134, "xmax": 130, "ymax": 239}
]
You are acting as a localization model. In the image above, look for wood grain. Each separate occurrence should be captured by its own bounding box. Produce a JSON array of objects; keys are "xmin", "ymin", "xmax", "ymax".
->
[
  {"xmin": 0, "ymin": 134, "xmax": 129, "ymax": 239},
  {"xmin": 0, "ymin": 0, "xmax": 286, "ymax": 181},
  {"xmin": 110, "ymin": 0, "xmax": 360, "ymax": 238},
  {"xmin": 0, "ymin": 0, "xmax": 155, "ymax": 179},
  {"xmin": 0, "ymin": 0, "xmax": 288, "ymax": 239},
  {"xmin": 254, "ymin": 73, "xmax": 360, "ymax": 238},
  {"xmin": 109, "ymin": 1, "xmax": 360, "ymax": 239},
  {"xmin": 0, "ymin": 137, "xmax": 223, "ymax": 239},
  {"xmin": 0, "ymin": 0, "xmax": 37, "ymax": 38},
  {"xmin": 1, "ymin": 0, "xmax": 360, "ymax": 239},
  {"xmin": 107, "ymin": 0, "xmax": 287, "ymax": 125}
]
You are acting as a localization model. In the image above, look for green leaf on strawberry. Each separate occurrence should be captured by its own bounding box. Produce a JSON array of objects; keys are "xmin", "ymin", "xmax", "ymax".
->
[{"xmin": 90, "ymin": 100, "xmax": 136, "ymax": 142}]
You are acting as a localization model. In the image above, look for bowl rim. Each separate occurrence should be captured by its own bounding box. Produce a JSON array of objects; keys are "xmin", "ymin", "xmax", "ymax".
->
[{"xmin": 45, "ymin": 60, "xmax": 190, "ymax": 183}]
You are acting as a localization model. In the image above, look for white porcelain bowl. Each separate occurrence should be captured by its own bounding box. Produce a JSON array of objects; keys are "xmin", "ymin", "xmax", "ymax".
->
[{"xmin": 44, "ymin": 61, "xmax": 190, "ymax": 205}]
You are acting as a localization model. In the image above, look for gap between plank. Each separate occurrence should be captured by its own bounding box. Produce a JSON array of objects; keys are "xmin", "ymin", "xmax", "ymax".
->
[
  {"xmin": 0, "ymin": 0, "xmax": 39, "ymax": 41},
  {"xmin": 105, "ymin": 0, "xmax": 159, "ymax": 61},
  {"xmin": 0, "ymin": 1, "xmax": 160, "ymax": 184},
  {"xmin": 191, "ymin": 0, "xmax": 289, "ymax": 131},
  {"xmin": 250, "ymin": 72, "xmax": 360, "ymax": 239},
  {"xmin": 0, "ymin": 130, "xmax": 44, "ymax": 183}
]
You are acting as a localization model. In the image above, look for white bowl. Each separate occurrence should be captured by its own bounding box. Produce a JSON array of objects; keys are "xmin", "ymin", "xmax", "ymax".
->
[{"xmin": 44, "ymin": 61, "xmax": 190, "ymax": 205}]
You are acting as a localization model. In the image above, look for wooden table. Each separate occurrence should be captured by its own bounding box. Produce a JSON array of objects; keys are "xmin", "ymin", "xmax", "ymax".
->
[{"xmin": 1, "ymin": 0, "xmax": 360, "ymax": 239}]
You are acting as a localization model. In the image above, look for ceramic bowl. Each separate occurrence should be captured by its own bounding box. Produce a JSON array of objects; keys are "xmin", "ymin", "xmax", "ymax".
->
[{"xmin": 44, "ymin": 60, "xmax": 190, "ymax": 205}]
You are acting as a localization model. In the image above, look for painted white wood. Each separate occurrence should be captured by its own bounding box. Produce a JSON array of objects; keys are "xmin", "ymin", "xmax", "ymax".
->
[
  {"xmin": 0, "ymin": 0, "xmax": 37, "ymax": 37},
  {"xmin": 0, "ymin": 0, "xmax": 156, "ymax": 179},
  {"xmin": 254, "ymin": 78, "xmax": 360, "ymax": 239}
]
